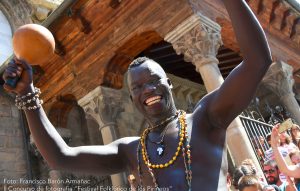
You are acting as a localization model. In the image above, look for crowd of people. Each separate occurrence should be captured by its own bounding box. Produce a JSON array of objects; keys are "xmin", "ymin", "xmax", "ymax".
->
[{"xmin": 229, "ymin": 123, "xmax": 300, "ymax": 191}]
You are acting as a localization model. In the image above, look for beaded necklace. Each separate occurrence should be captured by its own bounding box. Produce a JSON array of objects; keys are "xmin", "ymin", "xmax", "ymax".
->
[{"xmin": 136, "ymin": 110, "xmax": 192, "ymax": 190}]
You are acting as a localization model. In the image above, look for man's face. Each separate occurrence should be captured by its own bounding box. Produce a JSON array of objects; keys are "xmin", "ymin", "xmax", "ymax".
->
[
  {"xmin": 263, "ymin": 165, "xmax": 279, "ymax": 185},
  {"xmin": 127, "ymin": 60, "xmax": 174, "ymax": 119}
]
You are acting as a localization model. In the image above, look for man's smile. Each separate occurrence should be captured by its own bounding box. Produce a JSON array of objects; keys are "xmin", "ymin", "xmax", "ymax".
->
[{"xmin": 144, "ymin": 96, "xmax": 162, "ymax": 106}]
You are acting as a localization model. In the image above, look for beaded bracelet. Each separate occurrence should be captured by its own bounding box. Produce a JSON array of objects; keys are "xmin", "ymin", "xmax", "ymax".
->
[{"xmin": 15, "ymin": 87, "xmax": 43, "ymax": 110}]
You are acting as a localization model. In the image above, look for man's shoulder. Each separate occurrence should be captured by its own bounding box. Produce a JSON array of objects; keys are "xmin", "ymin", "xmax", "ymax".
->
[
  {"xmin": 114, "ymin": 136, "xmax": 140, "ymax": 152},
  {"xmin": 114, "ymin": 136, "xmax": 140, "ymax": 146},
  {"xmin": 114, "ymin": 137, "xmax": 140, "ymax": 163}
]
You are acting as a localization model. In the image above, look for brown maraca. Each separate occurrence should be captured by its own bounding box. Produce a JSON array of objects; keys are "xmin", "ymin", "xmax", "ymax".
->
[{"xmin": 6, "ymin": 24, "xmax": 55, "ymax": 87}]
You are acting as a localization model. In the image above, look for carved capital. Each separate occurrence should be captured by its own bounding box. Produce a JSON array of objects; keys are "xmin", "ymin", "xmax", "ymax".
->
[
  {"xmin": 78, "ymin": 86, "xmax": 124, "ymax": 126},
  {"xmin": 165, "ymin": 14, "xmax": 222, "ymax": 71},
  {"xmin": 262, "ymin": 61, "xmax": 294, "ymax": 97}
]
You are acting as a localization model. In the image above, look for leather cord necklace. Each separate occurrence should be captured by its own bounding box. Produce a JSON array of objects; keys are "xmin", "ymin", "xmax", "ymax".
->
[{"xmin": 147, "ymin": 112, "xmax": 179, "ymax": 157}]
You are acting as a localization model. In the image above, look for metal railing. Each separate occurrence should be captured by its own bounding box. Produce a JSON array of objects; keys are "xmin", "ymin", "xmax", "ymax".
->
[{"xmin": 239, "ymin": 115, "xmax": 273, "ymax": 165}]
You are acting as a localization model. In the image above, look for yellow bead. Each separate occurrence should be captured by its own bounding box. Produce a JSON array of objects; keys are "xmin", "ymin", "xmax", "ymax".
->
[
  {"xmin": 156, "ymin": 165, "xmax": 159, "ymax": 168},
  {"xmin": 160, "ymin": 164, "xmax": 163, "ymax": 168}
]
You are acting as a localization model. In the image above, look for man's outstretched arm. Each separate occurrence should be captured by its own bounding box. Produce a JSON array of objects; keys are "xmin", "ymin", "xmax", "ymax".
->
[
  {"xmin": 205, "ymin": 0, "xmax": 272, "ymax": 128},
  {"xmin": 3, "ymin": 59, "xmax": 134, "ymax": 175}
]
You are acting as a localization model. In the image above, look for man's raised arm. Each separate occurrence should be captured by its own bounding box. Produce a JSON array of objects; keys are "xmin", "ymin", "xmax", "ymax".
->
[
  {"xmin": 2, "ymin": 59, "xmax": 132, "ymax": 175},
  {"xmin": 206, "ymin": 0, "xmax": 272, "ymax": 127}
]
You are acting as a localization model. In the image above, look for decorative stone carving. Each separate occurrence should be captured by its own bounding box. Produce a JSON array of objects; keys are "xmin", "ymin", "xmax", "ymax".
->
[
  {"xmin": 262, "ymin": 61, "xmax": 300, "ymax": 124},
  {"xmin": 78, "ymin": 86, "xmax": 123, "ymax": 132},
  {"xmin": 262, "ymin": 61, "xmax": 294, "ymax": 97},
  {"xmin": 165, "ymin": 14, "xmax": 222, "ymax": 72}
]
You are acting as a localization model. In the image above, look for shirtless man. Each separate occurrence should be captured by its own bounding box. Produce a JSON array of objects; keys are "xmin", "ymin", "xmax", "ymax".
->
[{"xmin": 3, "ymin": 0, "xmax": 272, "ymax": 190}]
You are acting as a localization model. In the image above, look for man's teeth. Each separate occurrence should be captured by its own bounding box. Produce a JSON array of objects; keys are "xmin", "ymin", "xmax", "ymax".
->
[{"xmin": 145, "ymin": 96, "xmax": 161, "ymax": 106}]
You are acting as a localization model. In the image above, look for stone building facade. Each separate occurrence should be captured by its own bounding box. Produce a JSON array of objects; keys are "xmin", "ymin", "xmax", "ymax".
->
[{"xmin": 0, "ymin": 0, "xmax": 299, "ymax": 190}]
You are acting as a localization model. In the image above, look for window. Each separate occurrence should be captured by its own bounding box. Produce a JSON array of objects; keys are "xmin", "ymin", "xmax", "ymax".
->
[{"xmin": 0, "ymin": 10, "xmax": 12, "ymax": 66}]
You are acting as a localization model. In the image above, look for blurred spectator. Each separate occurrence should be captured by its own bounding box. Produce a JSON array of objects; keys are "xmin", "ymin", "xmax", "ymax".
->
[
  {"xmin": 290, "ymin": 124, "xmax": 300, "ymax": 147},
  {"xmin": 238, "ymin": 175, "xmax": 263, "ymax": 191},
  {"xmin": 263, "ymin": 160, "xmax": 297, "ymax": 191},
  {"xmin": 227, "ymin": 172, "xmax": 233, "ymax": 191},
  {"xmin": 271, "ymin": 124, "xmax": 300, "ymax": 179},
  {"xmin": 279, "ymin": 132, "xmax": 298, "ymax": 152},
  {"xmin": 242, "ymin": 159, "xmax": 258, "ymax": 174},
  {"xmin": 263, "ymin": 160, "xmax": 281, "ymax": 186},
  {"xmin": 264, "ymin": 132, "xmax": 296, "ymax": 162},
  {"xmin": 289, "ymin": 150, "xmax": 300, "ymax": 165},
  {"xmin": 267, "ymin": 133, "xmax": 272, "ymax": 146},
  {"xmin": 233, "ymin": 164, "xmax": 256, "ymax": 189},
  {"xmin": 253, "ymin": 136, "xmax": 267, "ymax": 162}
]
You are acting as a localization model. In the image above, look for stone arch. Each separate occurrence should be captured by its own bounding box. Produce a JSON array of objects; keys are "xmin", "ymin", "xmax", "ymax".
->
[
  {"xmin": 48, "ymin": 94, "xmax": 89, "ymax": 146},
  {"xmin": 0, "ymin": 1, "xmax": 32, "ymax": 66},
  {"xmin": 102, "ymin": 30, "xmax": 163, "ymax": 89},
  {"xmin": 0, "ymin": 0, "xmax": 32, "ymax": 32}
]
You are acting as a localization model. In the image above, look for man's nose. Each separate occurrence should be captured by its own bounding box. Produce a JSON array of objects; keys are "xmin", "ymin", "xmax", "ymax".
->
[{"xmin": 143, "ymin": 83, "xmax": 156, "ymax": 93}]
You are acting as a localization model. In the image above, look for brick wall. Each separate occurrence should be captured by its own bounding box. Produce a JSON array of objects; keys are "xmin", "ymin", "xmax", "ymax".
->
[{"xmin": 0, "ymin": 90, "xmax": 29, "ymax": 184}]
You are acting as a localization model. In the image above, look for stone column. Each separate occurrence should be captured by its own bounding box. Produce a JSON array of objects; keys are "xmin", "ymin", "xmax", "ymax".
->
[
  {"xmin": 262, "ymin": 61, "xmax": 300, "ymax": 124},
  {"xmin": 165, "ymin": 13, "xmax": 263, "ymax": 176},
  {"xmin": 78, "ymin": 86, "xmax": 126, "ymax": 187}
]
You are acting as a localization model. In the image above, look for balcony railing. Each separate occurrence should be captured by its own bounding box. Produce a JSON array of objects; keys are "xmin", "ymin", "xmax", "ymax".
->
[{"xmin": 239, "ymin": 115, "xmax": 273, "ymax": 166}]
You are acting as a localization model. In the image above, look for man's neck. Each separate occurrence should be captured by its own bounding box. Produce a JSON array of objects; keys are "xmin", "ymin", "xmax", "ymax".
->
[{"xmin": 147, "ymin": 109, "xmax": 178, "ymax": 131}]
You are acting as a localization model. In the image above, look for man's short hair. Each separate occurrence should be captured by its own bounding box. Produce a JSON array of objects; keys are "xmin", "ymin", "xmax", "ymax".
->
[
  {"xmin": 238, "ymin": 175, "xmax": 263, "ymax": 191},
  {"xmin": 128, "ymin": 57, "xmax": 152, "ymax": 69},
  {"xmin": 263, "ymin": 160, "xmax": 278, "ymax": 169}
]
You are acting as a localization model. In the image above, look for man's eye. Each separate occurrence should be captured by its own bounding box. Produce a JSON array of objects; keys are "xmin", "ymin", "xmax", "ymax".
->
[
  {"xmin": 151, "ymin": 79, "xmax": 160, "ymax": 84},
  {"xmin": 132, "ymin": 85, "xmax": 141, "ymax": 91}
]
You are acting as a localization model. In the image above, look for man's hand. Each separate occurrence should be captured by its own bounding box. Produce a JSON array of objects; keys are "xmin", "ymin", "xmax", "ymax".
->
[{"xmin": 2, "ymin": 58, "xmax": 34, "ymax": 95}]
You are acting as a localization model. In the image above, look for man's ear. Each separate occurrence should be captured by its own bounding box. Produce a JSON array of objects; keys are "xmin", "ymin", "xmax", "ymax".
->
[{"xmin": 167, "ymin": 78, "xmax": 173, "ymax": 89}]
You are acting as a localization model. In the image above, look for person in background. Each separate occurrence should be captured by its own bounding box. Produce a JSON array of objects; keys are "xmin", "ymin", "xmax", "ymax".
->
[
  {"xmin": 271, "ymin": 124, "xmax": 300, "ymax": 179},
  {"xmin": 238, "ymin": 175, "xmax": 263, "ymax": 191},
  {"xmin": 289, "ymin": 151, "xmax": 300, "ymax": 165},
  {"xmin": 263, "ymin": 160, "xmax": 282, "ymax": 186},
  {"xmin": 290, "ymin": 124, "xmax": 300, "ymax": 147},
  {"xmin": 263, "ymin": 160, "xmax": 297, "ymax": 191},
  {"xmin": 227, "ymin": 172, "xmax": 233, "ymax": 191},
  {"xmin": 264, "ymin": 132, "xmax": 296, "ymax": 162},
  {"xmin": 233, "ymin": 164, "xmax": 257, "ymax": 190},
  {"xmin": 279, "ymin": 132, "xmax": 298, "ymax": 153}
]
